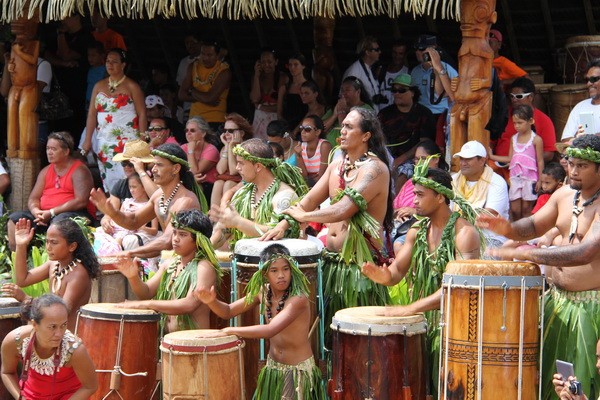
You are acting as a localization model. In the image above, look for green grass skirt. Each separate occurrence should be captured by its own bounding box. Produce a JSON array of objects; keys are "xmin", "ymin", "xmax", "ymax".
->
[{"xmin": 253, "ymin": 356, "xmax": 326, "ymax": 400}]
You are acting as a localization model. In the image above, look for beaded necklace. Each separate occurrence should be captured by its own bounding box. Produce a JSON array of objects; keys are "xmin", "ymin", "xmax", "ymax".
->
[
  {"xmin": 265, "ymin": 285, "xmax": 290, "ymax": 321},
  {"xmin": 108, "ymin": 75, "xmax": 126, "ymax": 93},
  {"xmin": 251, "ymin": 179, "xmax": 278, "ymax": 211},
  {"xmin": 51, "ymin": 259, "xmax": 80, "ymax": 293},
  {"xmin": 158, "ymin": 181, "xmax": 182, "ymax": 218},
  {"xmin": 339, "ymin": 151, "xmax": 374, "ymax": 188},
  {"xmin": 568, "ymin": 187, "xmax": 600, "ymax": 243}
]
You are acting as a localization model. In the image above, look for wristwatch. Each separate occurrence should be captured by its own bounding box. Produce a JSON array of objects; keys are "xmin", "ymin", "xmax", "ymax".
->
[{"xmin": 438, "ymin": 68, "xmax": 448, "ymax": 76}]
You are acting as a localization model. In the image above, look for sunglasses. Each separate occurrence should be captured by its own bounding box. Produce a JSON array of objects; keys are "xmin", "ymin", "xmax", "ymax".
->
[
  {"xmin": 54, "ymin": 175, "xmax": 61, "ymax": 189},
  {"xmin": 510, "ymin": 92, "xmax": 533, "ymax": 100},
  {"xmin": 367, "ymin": 47, "xmax": 381, "ymax": 52},
  {"xmin": 299, "ymin": 125, "xmax": 316, "ymax": 132},
  {"xmin": 584, "ymin": 76, "xmax": 600, "ymax": 84},
  {"xmin": 391, "ymin": 87, "xmax": 409, "ymax": 94},
  {"xmin": 222, "ymin": 128, "xmax": 240, "ymax": 134},
  {"xmin": 147, "ymin": 126, "xmax": 166, "ymax": 132},
  {"xmin": 121, "ymin": 161, "xmax": 133, "ymax": 167}
]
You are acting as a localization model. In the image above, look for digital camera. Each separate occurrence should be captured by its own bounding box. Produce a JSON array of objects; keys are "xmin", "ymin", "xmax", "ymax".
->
[{"xmin": 569, "ymin": 380, "xmax": 583, "ymax": 395}]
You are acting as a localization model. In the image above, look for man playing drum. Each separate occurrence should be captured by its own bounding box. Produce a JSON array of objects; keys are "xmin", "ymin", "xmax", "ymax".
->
[
  {"xmin": 263, "ymin": 107, "xmax": 392, "ymax": 337},
  {"xmin": 194, "ymin": 243, "xmax": 326, "ymax": 400},
  {"xmin": 479, "ymin": 134, "xmax": 600, "ymax": 400},
  {"xmin": 116, "ymin": 210, "xmax": 221, "ymax": 332},
  {"xmin": 210, "ymin": 138, "xmax": 307, "ymax": 248},
  {"xmin": 90, "ymin": 143, "xmax": 206, "ymax": 259}
]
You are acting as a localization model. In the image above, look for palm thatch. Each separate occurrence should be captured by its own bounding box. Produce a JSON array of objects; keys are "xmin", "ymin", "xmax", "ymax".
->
[{"xmin": 1, "ymin": 0, "xmax": 460, "ymax": 22}]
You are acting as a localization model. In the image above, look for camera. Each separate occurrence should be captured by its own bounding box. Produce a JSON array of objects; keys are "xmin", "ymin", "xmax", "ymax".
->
[
  {"xmin": 372, "ymin": 94, "xmax": 388, "ymax": 105},
  {"xmin": 569, "ymin": 380, "xmax": 583, "ymax": 395},
  {"xmin": 423, "ymin": 48, "xmax": 439, "ymax": 63}
]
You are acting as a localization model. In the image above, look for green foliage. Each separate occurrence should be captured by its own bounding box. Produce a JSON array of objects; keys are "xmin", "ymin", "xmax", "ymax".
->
[
  {"xmin": 0, "ymin": 212, "xmax": 12, "ymax": 276},
  {"xmin": 10, "ymin": 245, "xmax": 49, "ymax": 297}
]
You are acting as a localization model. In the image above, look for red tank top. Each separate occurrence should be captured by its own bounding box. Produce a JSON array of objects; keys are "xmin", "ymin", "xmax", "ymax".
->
[{"xmin": 40, "ymin": 159, "xmax": 96, "ymax": 216}]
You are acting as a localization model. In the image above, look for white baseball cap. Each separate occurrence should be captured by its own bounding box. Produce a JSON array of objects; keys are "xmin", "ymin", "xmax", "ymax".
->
[
  {"xmin": 145, "ymin": 95, "xmax": 165, "ymax": 108},
  {"xmin": 453, "ymin": 140, "xmax": 487, "ymax": 159}
]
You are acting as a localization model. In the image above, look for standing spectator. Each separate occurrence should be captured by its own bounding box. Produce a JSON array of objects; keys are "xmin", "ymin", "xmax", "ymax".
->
[
  {"xmin": 299, "ymin": 115, "xmax": 332, "ymax": 187},
  {"xmin": 299, "ymin": 80, "xmax": 331, "ymax": 125},
  {"xmin": 489, "ymin": 29, "xmax": 527, "ymax": 88},
  {"xmin": 182, "ymin": 116, "xmax": 220, "ymax": 200},
  {"xmin": 145, "ymin": 64, "xmax": 171, "ymax": 96},
  {"xmin": 82, "ymin": 48, "xmax": 147, "ymax": 191},
  {"xmin": 179, "ymin": 39, "xmax": 231, "ymax": 132},
  {"xmin": 342, "ymin": 36, "xmax": 385, "ymax": 111},
  {"xmin": 160, "ymin": 83, "xmax": 184, "ymax": 124},
  {"xmin": 85, "ymin": 41, "xmax": 105, "ymax": 108},
  {"xmin": 90, "ymin": 12, "xmax": 126, "ymax": 51},
  {"xmin": 377, "ymin": 39, "xmax": 410, "ymax": 106},
  {"xmin": 250, "ymin": 48, "xmax": 285, "ymax": 140},
  {"xmin": 176, "ymin": 31, "xmax": 201, "ymax": 121},
  {"xmin": 561, "ymin": 60, "xmax": 600, "ymax": 140},
  {"xmin": 278, "ymin": 53, "xmax": 308, "ymax": 131}
]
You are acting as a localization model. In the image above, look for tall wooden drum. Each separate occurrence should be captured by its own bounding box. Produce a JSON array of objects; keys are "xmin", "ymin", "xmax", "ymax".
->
[
  {"xmin": 233, "ymin": 238, "xmax": 322, "ymax": 397},
  {"xmin": 211, "ymin": 250, "xmax": 233, "ymax": 330},
  {"xmin": 564, "ymin": 36, "xmax": 600, "ymax": 83},
  {"xmin": 0, "ymin": 298, "xmax": 21, "ymax": 400},
  {"xmin": 329, "ymin": 307, "xmax": 428, "ymax": 400},
  {"xmin": 533, "ymin": 83, "xmax": 556, "ymax": 116},
  {"xmin": 549, "ymin": 84, "xmax": 589, "ymax": 140},
  {"xmin": 439, "ymin": 261, "xmax": 543, "ymax": 400},
  {"xmin": 91, "ymin": 257, "xmax": 136, "ymax": 303},
  {"xmin": 161, "ymin": 330, "xmax": 246, "ymax": 399},
  {"xmin": 75, "ymin": 303, "xmax": 160, "ymax": 400}
]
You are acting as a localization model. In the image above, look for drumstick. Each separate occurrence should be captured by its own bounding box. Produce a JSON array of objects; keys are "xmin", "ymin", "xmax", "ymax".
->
[{"xmin": 308, "ymin": 316, "xmax": 320, "ymax": 340}]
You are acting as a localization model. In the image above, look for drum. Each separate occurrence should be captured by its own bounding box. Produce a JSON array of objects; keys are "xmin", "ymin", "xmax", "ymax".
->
[
  {"xmin": 533, "ymin": 83, "xmax": 556, "ymax": 116},
  {"xmin": 523, "ymin": 65, "xmax": 545, "ymax": 84},
  {"xmin": 550, "ymin": 84, "xmax": 589, "ymax": 140},
  {"xmin": 328, "ymin": 307, "xmax": 428, "ymax": 400},
  {"xmin": 160, "ymin": 330, "xmax": 246, "ymax": 399},
  {"xmin": 76, "ymin": 303, "xmax": 160, "ymax": 400},
  {"xmin": 210, "ymin": 250, "xmax": 233, "ymax": 330},
  {"xmin": 233, "ymin": 238, "xmax": 322, "ymax": 397},
  {"xmin": 439, "ymin": 261, "xmax": 543, "ymax": 400},
  {"xmin": 0, "ymin": 298, "xmax": 21, "ymax": 400},
  {"xmin": 564, "ymin": 36, "xmax": 600, "ymax": 83},
  {"xmin": 91, "ymin": 257, "xmax": 136, "ymax": 303}
]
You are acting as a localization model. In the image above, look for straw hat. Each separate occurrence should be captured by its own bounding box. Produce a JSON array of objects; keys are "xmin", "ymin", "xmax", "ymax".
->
[
  {"xmin": 555, "ymin": 142, "xmax": 570, "ymax": 154},
  {"xmin": 112, "ymin": 140, "xmax": 155, "ymax": 163}
]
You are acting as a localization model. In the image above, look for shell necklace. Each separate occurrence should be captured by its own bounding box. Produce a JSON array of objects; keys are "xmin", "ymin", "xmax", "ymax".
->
[
  {"xmin": 51, "ymin": 259, "xmax": 80, "ymax": 293},
  {"xmin": 341, "ymin": 152, "xmax": 373, "ymax": 184},
  {"xmin": 158, "ymin": 181, "xmax": 182, "ymax": 218},
  {"xmin": 266, "ymin": 285, "xmax": 289, "ymax": 321},
  {"xmin": 108, "ymin": 75, "xmax": 126, "ymax": 93},
  {"xmin": 251, "ymin": 179, "xmax": 277, "ymax": 211}
]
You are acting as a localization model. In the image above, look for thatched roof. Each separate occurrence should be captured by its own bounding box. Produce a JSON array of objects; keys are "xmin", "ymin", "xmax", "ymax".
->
[{"xmin": 1, "ymin": 0, "xmax": 460, "ymax": 22}]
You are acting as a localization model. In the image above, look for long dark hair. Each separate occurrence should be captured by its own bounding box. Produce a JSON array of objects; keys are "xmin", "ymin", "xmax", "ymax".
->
[{"xmin": 49, "ymin": 218, "xmax": 100, "ymax": 279}]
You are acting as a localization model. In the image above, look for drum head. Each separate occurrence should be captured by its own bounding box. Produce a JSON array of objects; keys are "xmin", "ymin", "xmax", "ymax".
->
[
  {"xmin": 331, "ymin": 307, "xmax": 427, "ymax": 336},
  {"xmin": 550, "ymin": 84, "xmax": 588, "ymax": 94},
  {"xmin": 161, "ymin": 329, "xmax": 243, "ymax": 354},
  {"xmin": 80, "ymin": 303, "xmax": 160, "ymax": 322},
  {"xmin": 234, "ymin": 239, "xmax": 320, "ymax": 264},
  {"xmin": 565, "ymin": 36, "xmax": 600, "ymax": 48},
  {"xmin": 0, "ymin": 297, "xmax": 21, "ymax": 318},
  {"xmin": 445, "ymin": 260, "xmax": 540, "ymax": 276}
]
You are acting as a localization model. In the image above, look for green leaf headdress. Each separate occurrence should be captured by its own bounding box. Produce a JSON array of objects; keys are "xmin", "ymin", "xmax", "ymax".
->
[
  {"xmin": 565, "ymin": 146, "xmax": 600, "ymax": 164},
  {"xmin": 244, "ymin": 253, "xmax": 310, "ymax": 310}
]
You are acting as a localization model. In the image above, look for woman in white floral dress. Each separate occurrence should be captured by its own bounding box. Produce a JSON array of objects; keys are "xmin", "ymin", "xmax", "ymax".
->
[{"xmin": 82, "ymin": 48, "xmax": 147, "ymax": 191}]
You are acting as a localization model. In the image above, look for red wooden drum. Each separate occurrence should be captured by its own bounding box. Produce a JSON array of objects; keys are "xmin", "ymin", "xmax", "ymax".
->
[
  {"xmin": 92, "ymin": 257, "xmax": 136, "ymax": 303},
  {"xmin": 75, "ymin": 303, "xmax": 160, "ymax": 400},
  {"xmin": 160, "ymin": 330, "xmax": 246, "ymax": 399},
  {"xmin": 440, "ymin": 261, "xmax": 543, "ymax": 400},
  {"xmin": 564, "ymin": 36, "xmax": 600, "ymax": 83},
  {"xmin": 0, "ymin": 298, "xmax": 21, "ymax": 400},
  {"xmin": 211, "ymin": 250, "xmax": 233, "ymax": 330},
  {"xmin": 233, "ymin": 238, "xmax": 322, "ymax": 397},
  {"xmin": 329, "ymin": 307, "xmax": 428, "ymax": 400}
]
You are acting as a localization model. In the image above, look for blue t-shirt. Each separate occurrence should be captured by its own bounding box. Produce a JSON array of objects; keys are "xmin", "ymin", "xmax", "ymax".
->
[
  {"xmin": 87, "ymin": 66, "xmax": 106, "ymax": 103},
  {"xmin": 410, "ymin": 62, "xmax": 458, "ymax": 115}
]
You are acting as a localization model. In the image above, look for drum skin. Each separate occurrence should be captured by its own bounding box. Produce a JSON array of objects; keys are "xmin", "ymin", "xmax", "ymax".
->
[
  {"xmin": 160, "ymin": 330, "xmax": 245, "ymax": 399},
  {"xmin": 233, "ymin": 239, "xmax": 321, "ymax": 397},
  {"xmin": 92, "ymin": 257, "xmax": 136, "ymax": 303},
  {"xmin": 440, "ymin": 261, "xmax": 542, "ymax": 400},
  {"xmin": 76, "ymin": 303, "xmax": 160, "ymax": 400},
  {"xmin": 0, "ymin": 298, "xmax": 21, "ymax": 400},
  {"xmin": 564, "ymin": 36, "xmax": 600, "ymax": 84},
  {"xmin": 329, "ymin": 307, "xmax": 428, "ymax": 400}
]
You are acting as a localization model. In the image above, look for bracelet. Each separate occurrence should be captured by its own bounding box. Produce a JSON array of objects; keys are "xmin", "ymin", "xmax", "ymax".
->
[
  {"xmin": 139, "ymin": 172, "xmax": 147, "ymax": 178},
  {"xmin": 50, "ymin": 208, "xmax": 56, "ymax": 218},
  {"xmin": 187, "ymin": 149, "xmax": 194, "ymax": 154},
  {"xmin": 438, "ymin": 69, "xmax": 448, "ymax": 76}
]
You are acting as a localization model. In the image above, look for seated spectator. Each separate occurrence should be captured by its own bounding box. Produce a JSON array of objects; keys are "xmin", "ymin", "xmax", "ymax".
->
[
  {"xmin": 109, "ymin": 139, "xmax": 157, "ymax": 200},
  {"xmin": 376, "ymin": 39, "xmax": 410, "ymax": 106},
  {"xmin": 489, "ymin": 29, "xmax": 527, "ymax": 88},
  {"xmin": 269, "ymin": 142, "xmax": 285, "ymax": 160},
  {"xmin": 145, "ymin": 95, "xmax": 185, "ymax": 144},
  {"xmin": 146, "ymin": 117, "xmax": 180, "ymax": 149},
  {"xmin": 182, "ymin": 116, "xmax": 220, "ymax": 201},
  {"xmin": 266, "ymin": 119, "xmax": 306, "ymax": 175},
  {"xmin": 7, "ymin": 131, "xmax": 95, "ymax": 251},
  {"xmin": 298, "ymin": 80, "xmax": 332, "ymax": 136},
  {"xmin": 300, "ymin": 115, "xmax": 332, "ymax": 187},
  {"xmin": 211, "ymin": 113, "xmax": 253, "ymax": 208}
]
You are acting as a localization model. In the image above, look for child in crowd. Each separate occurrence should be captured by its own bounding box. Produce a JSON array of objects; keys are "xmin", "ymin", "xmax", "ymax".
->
[
  {"xmin": 532, "ymin": 162, "xmax": 565, "ymax": 214},
  {"xmin": 116, "ymin": 209, "xmax": 221, "ymax": 333},
  {"xmin": 489, "ymin": 104, "xmax": 544, "ymax": 220},
  {"xmin": 94, "ymin": 173, "xmax": 159, "ymax": 255},
  {"xmin": 7, "ymin": 218, "xmax": 100, "ymax": 331},
  {"xmin": 269, "ymin": 141, "xmax": 285, "ymax": 161},
  {"xmin": 86, "ymin": 41, "xmax": 106, "ymax": 108},
  {"xmin": 194, "ymin": 243, "xmax": 325, "ymax": 400}
]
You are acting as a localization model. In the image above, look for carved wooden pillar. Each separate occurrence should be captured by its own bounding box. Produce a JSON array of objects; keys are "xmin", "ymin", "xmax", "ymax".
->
[
  {"xmin": 312, "ymin": 17, "xmax": 337, "ymax": 104},
  {"xmin": 449, "ymin": 0, "xmax": 497, "ymax": 171}
]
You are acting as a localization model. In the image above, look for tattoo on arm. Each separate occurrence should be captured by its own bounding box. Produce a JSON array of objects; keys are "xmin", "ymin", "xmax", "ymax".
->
[
  {"xmin": 527, "ymin": 221, "xmax": 600, "ymax": 266},
  {"xmin": 353, "ymin": 162, "xmax": 382, "ymax": 194}
]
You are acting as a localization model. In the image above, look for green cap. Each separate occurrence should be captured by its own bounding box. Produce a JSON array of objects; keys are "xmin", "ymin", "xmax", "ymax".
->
[{"xmin": 392, "ymin": 73, "xmax": 413, "ymax": 87}]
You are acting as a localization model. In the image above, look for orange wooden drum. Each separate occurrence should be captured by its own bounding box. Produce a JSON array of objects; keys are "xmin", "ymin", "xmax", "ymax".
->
[
  {"xmin": 92, "ymin": 257, "xmax": 136, "ymax": 303},
  {"xmin": 564, "ymin": 36, "xmax": 600, "ymax": 83},
  {"xmin": 0, "ymin": 298, "xmax": 21, "ymax": 400},
  {"xmin": 210, "ymin": 250, "xmax": 233, "ymax": 330},
  {"xmin": 439, "ymin": 261, "xmax": 543, "ymax": 400},
  {"xmin": 160, "ymin": 330, "xmax": 246, "ymax": 399},
  {"xmin": 550, "ymin": 84, "xmax": 589, "ymax": 140},
  {"xmin": 75, "ymin": 303, "xmax": 160, "ymax": 400},
  {"xmin": 233, "ymin": 238, "xmax": 322, "ymax": 397},
  {"xmin": 329, "ymin": 307, "xmax": 428, "ymax": 400}
]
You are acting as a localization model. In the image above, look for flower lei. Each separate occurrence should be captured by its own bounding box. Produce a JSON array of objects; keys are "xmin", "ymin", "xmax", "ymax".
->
[
  {"xmin": 565, "ymin": 146, "xmax": 600, "ymax": 164},
  {"xmin": 244, "ymin": 254, "xmax": 310, "ymax": 315}
]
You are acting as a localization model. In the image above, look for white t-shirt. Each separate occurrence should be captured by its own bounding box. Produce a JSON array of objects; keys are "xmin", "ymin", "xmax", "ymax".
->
[{"xmin": 561, "ymin": 98, "xmax": 600, "ymax": 140}]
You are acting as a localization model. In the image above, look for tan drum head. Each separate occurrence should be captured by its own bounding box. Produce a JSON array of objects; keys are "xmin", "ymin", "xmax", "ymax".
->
[
  {"xmin": 234, "ymin": 239, "xmax": 320, "ymax": 264},
  {"xmin": 161, "ymin": 329, "xmax": 244, "ymax": 354},
  {"xmin": 79, "ymin": 303, "xmax": 160, "ymax": 322},
  {"xmin": 331, "ymin": 307, "xmax": 427, "ymax": 336},
  {"xmin": 445, "ymin": 260, "xmax": 540, "ymax": 276},
  {"xmin": 0, "ymin": 297, "xmax": 21, "ymax": 318},
  {"xmin": 215, "ymin": 250, "xmax": 232, "ymax": 263}
]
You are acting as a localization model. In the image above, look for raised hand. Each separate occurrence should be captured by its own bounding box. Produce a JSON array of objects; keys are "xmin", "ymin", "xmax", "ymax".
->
[
  {"xmin": 361, "ymin": 261, "xmax": 392, "ymax": 285},
  {"xmin": 115, "ymin": 256, "xmax": 141, "ymax": 280},
  {"xmin": 89, "ymin": 188, "xmax": 112, "ymax": 215},
  {"xmin": 14, "ymin": 218, "xmax": 34, "ymax": 247},
  {"xmin": 194, "ymin": 285, "xmax": 217, "ymax": 304}
]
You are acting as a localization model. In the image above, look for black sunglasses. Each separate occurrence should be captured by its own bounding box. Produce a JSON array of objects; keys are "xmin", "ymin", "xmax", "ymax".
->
[
  {"xmin": 584, "ymin": 76, "xmax": 600, "ymax": 84},
  {"xmin": 391, "ymin": 88, "xmax": 409, "ymax": 94}
]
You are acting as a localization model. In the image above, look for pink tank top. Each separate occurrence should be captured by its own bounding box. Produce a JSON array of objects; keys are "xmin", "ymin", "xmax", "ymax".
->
[
  {"xmin": 302, "ymin": 139, "xmax": 326, "ymax": 175},
  {"xmin": 509, "ymin": 132, "xmax": 538, "ymax": 181}
]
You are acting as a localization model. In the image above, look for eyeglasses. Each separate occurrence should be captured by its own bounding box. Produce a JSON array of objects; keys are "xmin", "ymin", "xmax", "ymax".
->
[
  {"xmin": 367, "ymin": 47, "xmax": 381, "ymax": 52},
  {"xmin": 510, "ymin": 92, "xmax": 533, "ymax": 100},
  {"xmin": 584, "ymin": 76, "xmax": 600, "ymax": 84},
  {"xmin": 121, "ymin": 161, "xmax": 133, "ymax": 167},
  {"xmin": 147, "ymin": 126, "xmax": 166, "ymax": 132},
  {"xmin": 222, "ymin": 128, "xmax": 240, "ymax": 134},
  {"xmin": 560, "ymin": 154, "xmax": 568, "ymax": 160},
  {"xmin": 391, "ymin": 87, "xmax": 409, "ymax": 94},
  {"xmin": 299, "ymin": 125, "xmax": 316, "ymax": 132}
]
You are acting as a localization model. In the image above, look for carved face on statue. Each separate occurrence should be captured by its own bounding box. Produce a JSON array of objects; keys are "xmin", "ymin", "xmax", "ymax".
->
[
  {"xmin": 459, "ymin": 0, "xmax": 497, "ymax": 38},
  {"xmin": 11, "ymin": 15, "xmax": 38, "ymax": 43}
]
